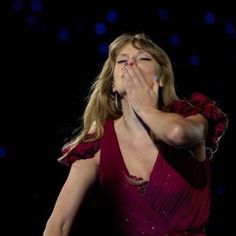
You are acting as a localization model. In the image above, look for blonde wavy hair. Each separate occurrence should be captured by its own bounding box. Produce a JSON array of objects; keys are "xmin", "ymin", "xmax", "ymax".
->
[{"xmin": 58, "ymin": 33, "xmax": 178, "ymax": 161}]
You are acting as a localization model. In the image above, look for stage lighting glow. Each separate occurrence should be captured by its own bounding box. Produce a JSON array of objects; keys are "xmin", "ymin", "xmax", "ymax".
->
[{"xmin": 94, "ymin": 23, "xmax": 107, "ymax": 35}]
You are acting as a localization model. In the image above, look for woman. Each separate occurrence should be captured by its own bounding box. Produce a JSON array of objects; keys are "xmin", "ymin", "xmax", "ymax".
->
[{"xmin": 43, "ymin": 33, "xmax": 228, "ymax": 236}]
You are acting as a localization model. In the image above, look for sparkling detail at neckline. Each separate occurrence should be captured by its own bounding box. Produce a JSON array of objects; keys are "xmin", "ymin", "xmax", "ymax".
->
[{"xmin": 127, "ymin": 175, "xmax": 149, "ymax": 195}]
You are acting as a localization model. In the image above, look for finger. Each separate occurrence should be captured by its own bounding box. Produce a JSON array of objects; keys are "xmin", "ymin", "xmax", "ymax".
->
[
  {"xmin": 124, "ymin": 66, "xmax": 139, "ymax": 85},
  {"xmin": 122, "ymin": 66, "xmax": 134, "ymax": 84},
  {"xmin": 131, "ymin": 65, "xmax": 146, "ymax": 84},
  {"xmin": 123, "ymin": 73, "xmax": 132, "ymax": 96},
  {"xmin": 130, "ymin": 65, "xmax": 149, "ymax": 88},
  {"xmin": 152, "ymin": 76, "xmax": 159, "ymax": 106}
]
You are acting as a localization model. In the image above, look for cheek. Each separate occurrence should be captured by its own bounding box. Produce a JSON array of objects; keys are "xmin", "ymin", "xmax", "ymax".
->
[
  {"xmin": 113, "ymin": 68, "xmax": 124, "ymax": 88},
  {"xmin": 113, "ymin": 75, "xmax": 119, "ymax": 87},
  {"xmin": 113, "ymin": 66, "xmax": 122, "ymax": 78},
  {"xmin": 146, "ymin": 78, "xmax": 155, "ymax": 88}
]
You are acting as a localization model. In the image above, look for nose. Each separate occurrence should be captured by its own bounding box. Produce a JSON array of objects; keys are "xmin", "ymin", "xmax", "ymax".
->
[
  {"xmin": 128, "ymin": 61, "xmax": 134, "ymax": 66},
  {"xmin": 124, "ymin": 57, "xmax": 135, "ymax": 66},
  {"xmin": 127, "ymin": 57, "xmax": 135, "ymax": 66}
]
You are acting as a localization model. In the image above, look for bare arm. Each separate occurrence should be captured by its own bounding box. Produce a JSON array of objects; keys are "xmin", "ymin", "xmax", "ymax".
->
[
  {"xmin": 121, "ymin": 64, "xmax": 208, "ymax": 149},
  {"xmin": 138, "ymin": 108, "xmax": 208, "ymax": 149},
  {"xmin": 43, "ymin": 151, "xmax": 100, "ymax": 236}
]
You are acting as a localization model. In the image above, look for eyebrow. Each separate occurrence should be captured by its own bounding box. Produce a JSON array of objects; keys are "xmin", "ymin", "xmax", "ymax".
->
[{"xmin": 117, "ymin": 51, "xmax": 150, "ymax": 57}]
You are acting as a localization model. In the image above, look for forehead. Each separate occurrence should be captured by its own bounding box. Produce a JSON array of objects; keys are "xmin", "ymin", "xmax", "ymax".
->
[{"xmin": 117, "ymin": 43, "xmax": 148, "ymax": 56}]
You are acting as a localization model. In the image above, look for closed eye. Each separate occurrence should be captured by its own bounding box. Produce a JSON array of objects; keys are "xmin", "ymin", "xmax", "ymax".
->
[
  {"xmin": 139, "ymin": 57, "xmax": 151, "ymax": 61},
  {"xmin": 117, "ymin": 60, "xmax": 128, "ymax": 64}
]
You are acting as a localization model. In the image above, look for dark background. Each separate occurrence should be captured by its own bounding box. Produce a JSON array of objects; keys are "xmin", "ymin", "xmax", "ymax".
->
[{"xmin": 1, "ymin": 1, "xmax": 235, "ymax": 235}]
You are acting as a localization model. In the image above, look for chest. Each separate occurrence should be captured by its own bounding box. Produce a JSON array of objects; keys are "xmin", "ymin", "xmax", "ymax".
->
[{"xmin": 118, "ymin": 137, "xmax": 159, "ymax": 181}]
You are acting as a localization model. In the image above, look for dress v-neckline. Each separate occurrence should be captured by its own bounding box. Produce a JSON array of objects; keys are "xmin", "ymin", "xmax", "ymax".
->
[{"xmin": 111, "ymin": 119, "xmax": 160, "ymax": 184}]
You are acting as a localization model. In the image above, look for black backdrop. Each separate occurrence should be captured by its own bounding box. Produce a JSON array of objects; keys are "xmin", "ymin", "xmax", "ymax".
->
[{"xmin": 1, "ymin": 1, "xmax": 235, "ymax": 235}]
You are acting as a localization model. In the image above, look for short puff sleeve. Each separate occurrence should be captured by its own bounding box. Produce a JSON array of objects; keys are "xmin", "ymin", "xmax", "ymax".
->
[
  {"xmin": 60, "ymin": 138, "xmax": 100, "ymax": 166},
  {"xmin": 165, "ymin": 92, "xmax": 228, "ymax": 158}
]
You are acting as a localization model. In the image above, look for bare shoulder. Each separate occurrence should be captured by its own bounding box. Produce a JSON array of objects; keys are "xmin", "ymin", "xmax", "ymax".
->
[
  {"xmin": 71, "ymin": 149, "xmax": 100, "ymax": 169},
  {"xmin": 67, "ymin": 149, "xmax": 101, "ymax": 187}
]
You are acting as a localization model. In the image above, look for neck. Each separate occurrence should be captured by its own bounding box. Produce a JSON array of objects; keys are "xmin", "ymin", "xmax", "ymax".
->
[{"xmin": 117, "ymin": 99, "xmax": 149, "ymax": 136}]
